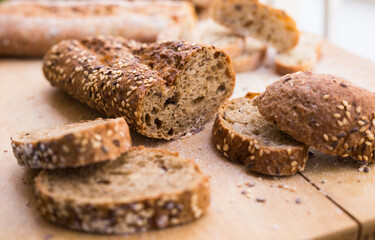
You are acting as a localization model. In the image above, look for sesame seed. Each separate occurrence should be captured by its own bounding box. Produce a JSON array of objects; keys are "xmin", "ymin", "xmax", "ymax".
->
[
  {"xmin": 358, "ymin": 120, "xmax": 365, "ymax": 126},
  {"xmin": 345, "ymin": 111, "xmax": 351, "ymax": 119},
  {"xmin": 287, "ymin": 148, "xmax": 292, "ymax": 156},
  {"xmin": 337, "ymin": 105, "xmax": 345, "ymax": 110},
  {"xmin": 223, "ymin": 144, "xmax": 229, "ymax": 151},
  {"xmin": 342, "ymin": 100, "xmax": 349, "ymax": 107},
  {"xmin": 250, "ymin": 156, "xmax": 255, "ymax": 160},
  {"xmin": 323, "ymin": 134, "xmax": 329, "ymax": 142},
  {"xmin": 259, "ymin": 149, "xmax": 264, "ymax": 157},
  {"xmin": 356, "ymin": 107, "xmax": 361, "ymax": 113},
  {"xmin": 333, "ymin": 113, "xmax": 341, "ymax": 119},
  {"xmin": 331, "ymin": 136, "xmax": 338, "ymax": 141},
  {"xmin": 323, "ymin": 94, "xmax": 330, "ymax": 100},
  {"xmin": 359, "ymin": 138, "xmax": 365, "ymax": 145},
  {"xmin": 337, "ymin": 120, "xmax": 343, "ymax": 126},
  {"xmin": 359, "ymin": 127, "xmax": 367, "ymax": 133},
  {"xmin": 216, "ymin": 145, "xmax": 221, "ymax": 150},
  {"xmin": 357, "ymin": 155, "xmax": 363, "ymax": 161},
  {"xmin": 291, "ymin": 161, "xmax": 298, "ymax": 167},
  {"xmin": 365, "ymin": 141, "xmax": 373, "ymax": 146}
]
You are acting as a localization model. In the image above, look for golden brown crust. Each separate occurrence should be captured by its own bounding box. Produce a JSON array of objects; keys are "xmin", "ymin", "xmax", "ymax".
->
[
  {"xmin": 212, "ymin": 97, "xmax": 308, "ymax": 176},
  {"xmin": 255, "ymin": 72, "xmax": 375, "ymax": 162},
  {"xmin": 43, "ymin": 36, "xmax": 235, "ymax": 140},
  {"xmin": 34, "ymin": 147, "xmax": 210, "ymax": 234},
  {"xmin": 11, "ymin": 117, "xmax": 131, "ymax": 169},
  {"xmin": 0, "ymin": 1, "xmax": 197, "ymax": 57}
]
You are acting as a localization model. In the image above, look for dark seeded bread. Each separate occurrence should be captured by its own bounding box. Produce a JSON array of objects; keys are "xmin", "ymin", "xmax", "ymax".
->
[
  {"xmin": 34, "ymin": 147, "xmax": 210, "ymax": 234},
  {"xmin": 212, "ymin": 0, "xmax": 299, "ymax": 51},
  {"xmin": 0, "ymin": 1, "xmax": 196, "ymax": 57},
  {"xmin": 255, "ymin": 72, "xmax": 375, "ymax": 162},
  {"xmin": 43, "ymin": 36, "xmax": 235, "ymax": 140},
  {"xmin": 11, "ymin": 118, "xmax": 131, "ymax": 169},
  {"xmin": 275, "ymin": 33, "xmax": 322, "ymax": 75},
  {"xmin": 212, "ymin": 94, "xmax": 309, "ymax": 176}
]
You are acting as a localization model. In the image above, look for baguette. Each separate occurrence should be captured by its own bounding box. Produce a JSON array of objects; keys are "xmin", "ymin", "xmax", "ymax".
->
[
  {"xmin": 212, "ymin": 0, "xmax": 299, "ymax": 51},
  {"xmin": 255, "ymin": 72, "xmax": 375, "ymax": 162},
  {"xmin": 0, "ymin": 1, "xmax": 196, "ymax": 57},
  {"xmin": 275, "ymin": 33, "xmax": 322, "ymax": 75},
  {"xmin": 212, "ymin": 94, "xmax": 308, "ymax": 176},
  {"xmin": 34, "ymin": 147, "xmax": 210, "ymax": 234},
  {"xmin": 11, "ymin": 118, "xmax": 131, "ymax": 169},
  {"xmin": 43, "ymin": 36, "xmax": 235, "ymax": 140}
]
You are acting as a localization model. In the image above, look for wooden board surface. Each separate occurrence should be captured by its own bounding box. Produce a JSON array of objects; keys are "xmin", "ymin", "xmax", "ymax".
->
[{"xmin": 1, "ymin": 42, "xmax": 375, "ymax": 240}]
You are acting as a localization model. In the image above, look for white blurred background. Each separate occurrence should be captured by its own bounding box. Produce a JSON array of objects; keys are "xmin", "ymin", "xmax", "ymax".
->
[{"xmin": 267, "ymin": 0, "xmax": 375, "ymax": 63}]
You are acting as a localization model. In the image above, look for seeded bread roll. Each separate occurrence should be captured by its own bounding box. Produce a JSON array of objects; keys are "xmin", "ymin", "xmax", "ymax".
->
[
  {"xmin": 255, "ymin": 72, "xmax": 375, "ymax": 162},
  {"xmin": 0, "ymin": 1, "xmax": 196, "ymax": 57},
  {"xmin": 35, "ymin": 147, "xmax": 210, "ymax": 234},
  {"xmin": 11, "ymin": 118, "xmax": 131, "ymax": 169},
  {"xmin": 212, "ymin": 94, "xmax": 309, "ymax": 176},
  {"xmin": 275, "ymin": 33, "xmax": 322, "ymax": 75},
  {"xmin": 43, "ymin": 36, "xmax": 235, "ymax": 140},
  {"xmin": 212, "ymin": 0, "xmax": 299, "ymax": 51}
]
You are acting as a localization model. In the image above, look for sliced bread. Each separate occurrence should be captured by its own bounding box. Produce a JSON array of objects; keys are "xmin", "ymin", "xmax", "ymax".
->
[
  {"xmin": 34, "ymin": 147, "xmax": 210, "ymax": 234},
  {"xmin": 212, "ymin": 94, "xmax": 309, "ymax": 176},
  {"xmin": 232, "ymin": 37, "xmax": 267, "ymax": 73},
  {"xmin": 212, "ymin": 0, "xmax": 299, "ymax": 51},
  {"xmin": 275, "ymin": 33, "xmax": 322, "ymax": 75},
  {"xmin": 43, "ymin": 36, "xmax": 235, "ymax": 140},
  {"xmin": 255, "ymin": 72, "xmax": 375, "ymax": 162},
  {"xmin": 11, "ymin": 117, "xmax": 131, "ymax": 169}
]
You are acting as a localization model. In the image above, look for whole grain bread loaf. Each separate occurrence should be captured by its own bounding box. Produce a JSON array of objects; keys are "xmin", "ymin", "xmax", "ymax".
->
[
  {"xmin": 212, "ymin": 0, "xmax": 299, "ymax": 51},
  {"xmin": 34, "ymin": 147, "xmax": 210, "ymax": 234},
  {"xmin": 255, "ymin": 72, "xmax": 375, "ymax": 162},
  {"xmin": 232, "ymin": 37, "xmax": 267, "ymax": 73},
  {"xmin": 43, "ymin": 36, "xmax": 235, "ymax": 140},
  {"xmin": 213, "ymin": 94, "xmax": 309, "ymax": 176},
  {"xmin": 11, "ymin": 118, "xmax": 131, "ymax": 169},
  {"xmin": 275, "ymin": 33, "xmax": 322, "ymax": 75},
  {"xmin": 0, "ymin": 1, "xmax": 196, "ymax": 57}
]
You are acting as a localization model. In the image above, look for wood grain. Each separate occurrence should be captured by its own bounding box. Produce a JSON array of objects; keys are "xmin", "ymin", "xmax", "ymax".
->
[{"xmin": 0, "ymin": 42, "xmax": 369, "ymax": 240}]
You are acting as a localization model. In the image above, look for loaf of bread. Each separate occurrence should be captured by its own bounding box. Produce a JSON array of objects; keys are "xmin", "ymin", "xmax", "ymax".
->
[
  {"xmin": 43, "ymin": 36, "xmax": 235, "ymax": 140},
  {"xmin": 11, "ymin": 118, "xmax": 131, "ymax": 169},
  {"xmin": 212, "ymin": 0, "xmax": 299, "ymax": 51},
  {"xmin": 275, "ymin": 33, "xmax": 322, "ymax": 75},
  {"xmin": 34, "ymin": 147, "xmax": 210, "ymax": 234},
  {"xmin": 0, "ymin": 1, "xmax": 196, "ymax": 57},
  {"xmin": 255, "ymin": 72, "xmax": 375, "ymax": 162},
  {"xmin": 232, "ymin": 37, "xmax": 267, "ymax": 73},
  {"xmin": 213, "ymin": 94, "xmax": 308, "ymax": 176}
]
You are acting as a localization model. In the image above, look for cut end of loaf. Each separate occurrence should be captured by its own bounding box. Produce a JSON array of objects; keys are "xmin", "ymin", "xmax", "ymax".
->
[
  {"xmin": 35, "ymin": 147, "xmax": 210, "ymax": 234},
  {"xmin": 138, "ymin": 42, "xmax": 235, "ymax": 139}
]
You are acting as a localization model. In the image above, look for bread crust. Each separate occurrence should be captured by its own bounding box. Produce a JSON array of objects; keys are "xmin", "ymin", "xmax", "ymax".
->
[
  {"xmin": 232, "ymin": 40, "xmax": 267, "ymax": 72},
  {"xmin": 43, "ymin": 36, "xmax": 235, "ymax": 140},
  {"xmin": 255, "ymin": 72, "xmax": 375, "ymax": 162},
  {"xmin": 212, "ymin": 0, "xmax": 299, "ymax": 51},
  {"xmin": 11, "ymin": 118, "xmax": 131, "ymax": 169},
  {"xmin": 34, "ymin": 147, "xmax": 210, "ymax": 234},
  {"xmin": 212, "ymin": 96, "xmax": 308, "ymax": 176},
  {"xmin": 0, "ymin": 1, "xmax": 196, "ymax": 57}
]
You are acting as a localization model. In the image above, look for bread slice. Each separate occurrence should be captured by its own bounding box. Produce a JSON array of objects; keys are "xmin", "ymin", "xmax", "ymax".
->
[
  {"xmin": 232, "ymin": 37, "xmax": 267, "ymax": 73},
  {"xmin": 34, "ymin": 147, "xmax": 210, "ymax": 234},
  {"xmin": 212, "ymin": 94, "xmax": 309, "ymax": 176},
  {"xmin": 190, "ymin": 20, "xmax": 245, "ymax": 59},
  {"xmin": 275, "ymin": 33, "xmax": 322, "ymax": 75},
  {"xmin": 43, "ymin": 36, "xmax": 235, "ymax": 140},
  {"xmin": 11, "ymin": 118, "xmax": 131, "ymax": 169},
  {"xmin": 255, "ymin": 72, "xmax": 375, "ymax": 163},
  {"xmin": 212, "ymin": 0, "xmax": 299, "ymax": 51}
]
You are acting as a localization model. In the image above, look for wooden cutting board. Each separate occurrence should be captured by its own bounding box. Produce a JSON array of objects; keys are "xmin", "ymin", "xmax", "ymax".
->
[{"xmin": 1, "ymin": 42, "xmax": 375, "ymax": 240}]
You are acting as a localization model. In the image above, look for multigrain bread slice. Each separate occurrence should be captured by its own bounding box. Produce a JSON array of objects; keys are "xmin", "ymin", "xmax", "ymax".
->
[
  {"xmin": 11, "ymin": 118, "xmax": 131, "ymax": 169},
  {"xmin": 232, "ymin": 37, "xmax": 267, "ymax": 73},
  {"xmin": 43, "ymin": 36, "xmax": 235, "ymax": 140},
  {"xmin": 275, "ymin": 33, "xmax": 322, "ymax": 75},
  {"xmin": 34, "ymin": 147, "xmax": 210, "ymax": 234},
  {"xmin": 212, "ymin": 0, "xmax": 299, "ymax": 51},
  {"xmin": 212, "ymin": 94, "xmax": 309, "ymax": 176},
  {"xmin": 255, "ymin": 72, "xmax": 375, "ymax": 163},
  {"xmin": 0, "ymin": 1, "xmax": 196, "ymax": 57}
]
